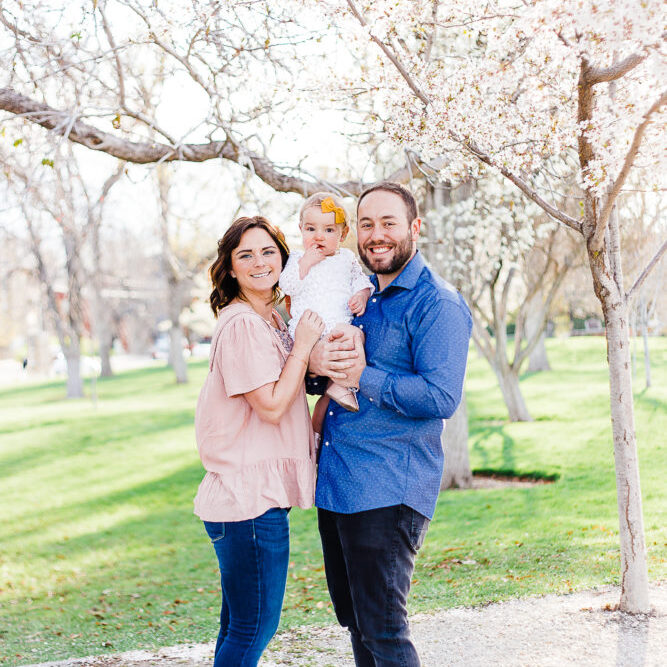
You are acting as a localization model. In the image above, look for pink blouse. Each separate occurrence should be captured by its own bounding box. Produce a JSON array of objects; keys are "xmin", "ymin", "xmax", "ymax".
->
[{"xmin": 193, "ymin": 302, "xmax": 316, "ymax": 522}]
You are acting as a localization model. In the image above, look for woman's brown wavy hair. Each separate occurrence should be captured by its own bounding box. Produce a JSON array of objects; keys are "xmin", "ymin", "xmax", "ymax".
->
[{"xmin": 209, "ymin": 216, "xmax": 289, "ymax": 317}]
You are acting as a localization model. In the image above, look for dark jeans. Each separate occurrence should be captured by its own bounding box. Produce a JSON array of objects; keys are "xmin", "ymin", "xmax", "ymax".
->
[
  {"xmin": 203, "ymin": 507, "xmax": 289, "ymax": 667},
  {"xmin": 318, "ymin": 505, "xmax": 430, "ymax": 667}
]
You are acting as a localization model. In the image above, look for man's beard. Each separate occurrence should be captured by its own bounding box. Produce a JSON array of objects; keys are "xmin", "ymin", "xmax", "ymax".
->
[{"xmin": 358, "ymin": 230, "xmax": 414, "ymax": 275}]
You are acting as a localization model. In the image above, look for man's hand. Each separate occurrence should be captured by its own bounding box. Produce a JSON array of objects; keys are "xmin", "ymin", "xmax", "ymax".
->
[
  {"xmin": 335, "ymin": 332, "xmax": 366, "ymax": 388},
  {"xmin": 308, "ymin": 328, "xmax": 358, "ymax": 379},
  {"xmin": 348, "ymin": 287, "xmax": 371, "ymax": 316},
  {"xmin": 298, "ymin": 245, "xmax": 326, "ymax": 279}
]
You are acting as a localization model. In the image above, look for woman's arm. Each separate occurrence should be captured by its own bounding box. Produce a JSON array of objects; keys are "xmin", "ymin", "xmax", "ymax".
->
[{"xmin": 244, "ymin": 310, "xmax": 323, "ymax": 424}]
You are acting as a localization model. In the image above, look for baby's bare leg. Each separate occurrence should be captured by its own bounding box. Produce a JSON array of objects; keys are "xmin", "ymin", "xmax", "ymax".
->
[
  {"xmin": 312, "ymin": 395, "xmax": 329, "ymax": 434},
  {"xmin": 330, "ymin": 322, "xmax": 365, "ymax": 347}
]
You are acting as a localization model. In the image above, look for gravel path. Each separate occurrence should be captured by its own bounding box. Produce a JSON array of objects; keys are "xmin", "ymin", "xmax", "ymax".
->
[{"xmin": 23, "ymin": 583, "xmax": 666, "ymax": 667}]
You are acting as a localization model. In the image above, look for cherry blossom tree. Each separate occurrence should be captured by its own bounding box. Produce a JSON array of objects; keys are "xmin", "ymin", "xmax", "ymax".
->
[
  {"xmin": 425, "ymin": 174, "xmax": 573, "ymax": 421},
  {"xmin": 324, "ymin": 0, "xmax": 666, "ymax": 612},
  {"xmin": 3, "ymin": 0, "xmax": 663, "ymax": 612}
]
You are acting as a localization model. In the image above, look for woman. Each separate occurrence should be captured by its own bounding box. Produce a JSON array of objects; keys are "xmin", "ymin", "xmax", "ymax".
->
[{"xmin": 194, "ymin": 216, "xmax": 323, "ymax": 666}]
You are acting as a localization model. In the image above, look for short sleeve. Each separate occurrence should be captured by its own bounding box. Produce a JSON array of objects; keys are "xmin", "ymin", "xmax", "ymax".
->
[{"xmin": 217, "ymin": 315, "xmax": 282, "ymax": 396}]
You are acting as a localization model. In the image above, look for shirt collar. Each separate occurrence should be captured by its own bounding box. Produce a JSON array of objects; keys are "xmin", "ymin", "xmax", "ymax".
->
[{"xmin": 371, "ymin": 250, "xmax": 425, "ymax": 293}]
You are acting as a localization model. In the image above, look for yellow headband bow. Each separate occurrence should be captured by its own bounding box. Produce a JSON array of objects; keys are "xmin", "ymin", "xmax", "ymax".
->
[{"xmin": 320, "ymin": 197, "xmax": 347, "ymax": 227}]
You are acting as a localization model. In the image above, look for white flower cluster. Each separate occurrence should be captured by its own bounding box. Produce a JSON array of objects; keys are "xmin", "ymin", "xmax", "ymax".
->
[
  {"xmin": 426, "ymin": 174, "xmax": 556, "ymax": 303},
  {"xmin": 321, "ymin": 0, "xmax": 666, "ymax": 196}
]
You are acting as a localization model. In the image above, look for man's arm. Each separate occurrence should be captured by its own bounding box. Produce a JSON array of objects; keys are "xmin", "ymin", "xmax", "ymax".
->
[
  {"xmin": 304, "ymin": 329, "xmax": 360, "ymax": 395},
  {"xmin": 340, "ymin": 298, "xmax": 472, "ymax": 419}
]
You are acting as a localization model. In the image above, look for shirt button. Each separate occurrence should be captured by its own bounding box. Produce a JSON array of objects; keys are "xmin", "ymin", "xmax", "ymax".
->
[
  {"xmin": 324, "ymin": 441, "xmax": 330, "ymax": 446},
  {"xmin": 372, "ymin": 298, "xmax": 377, "ymax": 303},
  {"xmin": 369, "ymin": 397, "xmax": 373, "ymax": 402},
  {"xmin": 328, "ymin": 411, "xmax": 334, "ymax": 416},
  {"xmin": 359, "ymin": 324, "xmax": 364, "ymax": 329}
]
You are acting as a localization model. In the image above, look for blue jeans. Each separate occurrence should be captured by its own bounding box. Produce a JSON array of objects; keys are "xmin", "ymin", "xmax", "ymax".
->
[
  {"xmin": 318, "ymin": 505, "xmax": 429, "ymax": 667},
  {"xmin": 203, "ymin": 507, "xmax": 289, "ymax": 667}
]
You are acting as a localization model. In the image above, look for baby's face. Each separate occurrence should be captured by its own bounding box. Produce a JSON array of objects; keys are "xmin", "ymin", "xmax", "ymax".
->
[{"xmin": 300, "ymin": 207, "xmax": 347, "ymax": 256}]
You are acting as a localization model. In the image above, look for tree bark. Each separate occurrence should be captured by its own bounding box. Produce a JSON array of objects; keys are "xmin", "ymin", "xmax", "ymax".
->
[
  {"xmin": 92, "ymin": 295, "xmax": 114, "ymax": 377},
  {"xmin": 495, "ymin": 365, "xmax": 532, "ymax": 422},
  {"xmin": 601, "ymin": 294, "xmax": 649, "ymax": 612},
  {"xmin": 440, "ymin": 392, "xmax": 472, "ymax": 490},
  {"xmin": 525, "ymin": 292, "xmax": 551, "ymax": 372},
  {"xmin": 99, "ymin": 332, "xmax": 113, "ymax": 378},
  {"xmin": 639, "ymin": 297, "xmax": 651, "ymax": 389},
  {"xmin": 168, "ymin": 323, "xmax": 188, "ymax": 384},
  {"xmin": 64, "ymin": 342, "xmax": 83, "ymax": 399},
  {"xmin": 528, "ymin": 332, "xmax": 550, "ymax": 372},
  {"xmin": 588, "ymin": 243, "xmax": 649, "ymax": 613}
]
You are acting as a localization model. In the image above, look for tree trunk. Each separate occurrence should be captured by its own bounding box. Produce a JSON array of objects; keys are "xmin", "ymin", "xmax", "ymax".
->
[
  {"xmin": 525, "ymin": 292, "xmax": 551, "ymax": 372},
  {"xmin": 65, "ymin": 341, "xmax": 84, "ymax": 399},
  {"xmin": 639, "ymin": 297, "xmax": 651, "ymax": 389},
  {"xmin": 591, "ymin": 260, "xmax": 649, "ymax": 612},
  {"xmin": 528, "ymin": 331, "xmax": 550, "ymax": 373},
  {"xmin": 440, "ymin": 392, "xmax": 472, "ymax": 490},
  {"xmin": 99, "ymin": 334, "xmax": 113, "ymax": 378},
  {"xmin": 603, "ymin": 298, "xmax": 649, "ymax": 612},
  {"xmin": 495, "ymin": 365, "xmax": 532, "ymax": 422},
  {"xmin": 169, "ymin": 324, "xmax": 188, "ymax": 384}
]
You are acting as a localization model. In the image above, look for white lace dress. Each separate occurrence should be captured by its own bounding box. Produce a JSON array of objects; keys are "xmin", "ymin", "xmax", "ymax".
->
[{"xmin": 279, "ymin": 248, "xmax": 374, "ymax": 338}]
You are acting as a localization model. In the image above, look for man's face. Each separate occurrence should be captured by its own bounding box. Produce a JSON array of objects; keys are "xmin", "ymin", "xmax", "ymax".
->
[{"xmin": 357, "ymin": 190, "xmax": 420, "ymax": 278}]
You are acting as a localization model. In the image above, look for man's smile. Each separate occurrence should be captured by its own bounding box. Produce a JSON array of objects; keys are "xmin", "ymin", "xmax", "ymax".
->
[{"xmin": 367, "ymin": 245, "xmax": 393, "ymax": 255}]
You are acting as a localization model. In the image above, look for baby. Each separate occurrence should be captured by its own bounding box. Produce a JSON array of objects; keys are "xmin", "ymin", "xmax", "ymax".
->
[{"xmin": 279, "ymin": 192, "xmax": 372, "ymax": 427}]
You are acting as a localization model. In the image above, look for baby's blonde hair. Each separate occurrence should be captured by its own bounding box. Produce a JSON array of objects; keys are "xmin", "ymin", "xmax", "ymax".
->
[{"xmin": 299, "ymin": 192, "xmax": 349, "ymax": 232}]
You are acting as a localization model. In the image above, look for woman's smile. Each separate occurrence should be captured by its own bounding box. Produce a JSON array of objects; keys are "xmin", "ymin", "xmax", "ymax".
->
[{"xmin": 230, "ymin": 227, "xmax": 283, "ymax": 295}]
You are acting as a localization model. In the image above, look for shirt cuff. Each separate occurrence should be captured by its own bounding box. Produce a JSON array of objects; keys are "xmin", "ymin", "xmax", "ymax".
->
[{"xmin": 358, "ymin": 365, "xmax": 387, "ymax": 405}]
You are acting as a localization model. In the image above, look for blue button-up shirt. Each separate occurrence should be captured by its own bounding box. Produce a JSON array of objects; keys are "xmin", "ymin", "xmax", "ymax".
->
[{"xmin": 315, "ymin": 251, "xmax": 472, "ymax": 520}]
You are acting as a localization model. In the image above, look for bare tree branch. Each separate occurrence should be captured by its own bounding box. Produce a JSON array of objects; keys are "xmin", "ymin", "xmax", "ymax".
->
[
  {"xmin": 344, "ymin": 5, "xmax": 584, "ymax": 233},
  {"xmin": 346, "ymin": 0, "xmax": 431, "ymax": 105},
  {"xmin": 514, "ymin": 263, "xmax": 568, "ymax": 370},
  {"xmin": 585, "ymin": 52, "xmax": 648, "ymax": 85},
  {"xmin": 0, "ymin": 87, "xmax": 439, "ymax": 196},
  {"xmin": 464, "ymin": 139, "xmax": 583, "ymax": 232},
  {"xmin": 626, "ymin": 238, "xmax": 667, "ymax": 302},
  {"xmin": 590, "ymin": 90, "xmax": 667, "ymax": 251}
]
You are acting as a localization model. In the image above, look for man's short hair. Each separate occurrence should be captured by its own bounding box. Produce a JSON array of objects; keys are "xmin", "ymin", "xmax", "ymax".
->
[{"xmin": 357, "ymin": 182, "xmax": 419, "ymax": 223}]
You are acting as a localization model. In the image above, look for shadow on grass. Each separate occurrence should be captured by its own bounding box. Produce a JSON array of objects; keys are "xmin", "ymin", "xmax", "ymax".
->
[
  {"xmin": 5, "ymin": 461, "xmax": 204, "ymax": 548},
  {"xmin": 0, "ymin": 409, "xmax": 195, "ymax": 480},
  {"xmin": 472, "ymin": 468, "xmax": 560, "ymax": 482},
  {"xmin": 470, "ymin": 424, "xmax": 516, "ymax": 470},
  {"xmin": 635, "ymin": 389, "xmax": 667, "ymax": 413}
]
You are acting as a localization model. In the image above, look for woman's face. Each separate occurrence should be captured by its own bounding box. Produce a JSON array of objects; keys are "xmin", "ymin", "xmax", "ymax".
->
[{"xmin": 230, "ymin": 227, "xmax": 283, "ymax": 298}]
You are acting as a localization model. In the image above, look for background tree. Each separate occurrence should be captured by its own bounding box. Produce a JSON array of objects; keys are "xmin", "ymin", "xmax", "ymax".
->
[
  {"xmin": 1, "ymin": 138, "xmax": 114, "ymax": 397},
  {"xmin": 327, "ymin": 0, "xmax": 666, "ymax": 612},
  {"xmin": 425, "ymin": 175, "xmax": 573, "ymax": 421}
]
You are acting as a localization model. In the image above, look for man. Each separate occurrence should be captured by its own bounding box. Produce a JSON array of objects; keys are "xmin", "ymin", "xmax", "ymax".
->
[{"xmin": 308, "ymin": 182, "xmax": 472, "ymax": 666}]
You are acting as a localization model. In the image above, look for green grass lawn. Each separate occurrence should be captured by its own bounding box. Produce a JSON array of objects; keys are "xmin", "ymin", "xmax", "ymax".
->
[{"xmin": 0, "ymin": 337, "xmax": 665, "ymax": 665}]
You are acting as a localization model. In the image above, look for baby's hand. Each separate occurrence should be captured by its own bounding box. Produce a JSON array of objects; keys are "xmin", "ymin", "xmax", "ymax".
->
[
  {"xmin": 348, "ymin": 288, "xmax": 371, "ymax": 316},
  {"xmin": 299, "ymin": 245, "xmax": 326, "ymax": 279}
]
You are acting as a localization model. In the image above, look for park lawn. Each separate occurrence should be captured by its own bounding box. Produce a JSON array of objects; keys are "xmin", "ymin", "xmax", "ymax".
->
[{"xmin": 0, "ymin": 337, "xmax": 665, "ymax": 665}]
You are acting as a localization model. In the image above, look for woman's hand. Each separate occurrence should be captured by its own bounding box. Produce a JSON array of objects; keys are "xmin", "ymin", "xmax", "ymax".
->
[{"xmin": 294, "ymin": 309, "xmax": 324, "ymax": 352}]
